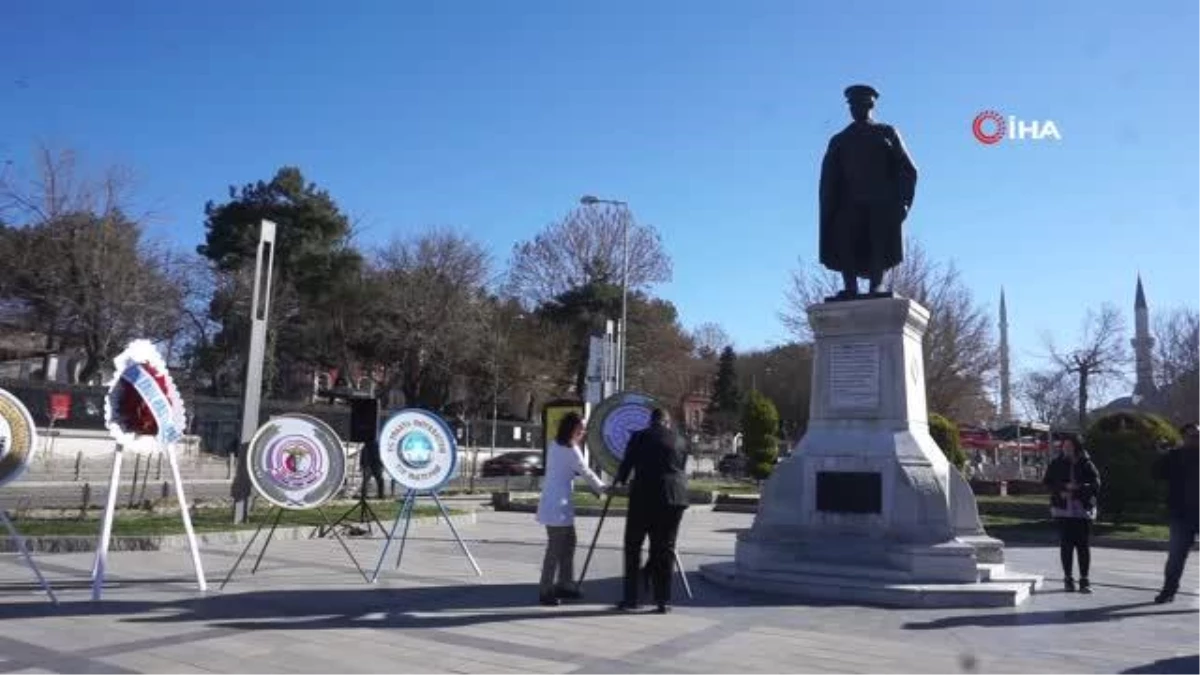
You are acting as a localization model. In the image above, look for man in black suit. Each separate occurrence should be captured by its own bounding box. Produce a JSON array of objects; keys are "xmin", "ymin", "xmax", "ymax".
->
[
  {"xmin": 1154, "ymin": 422, "xmax": 1199, "ymax": 604},
  {"xmin": 615, "ymin": 408, "xmax": 688, "ymax": 613}
]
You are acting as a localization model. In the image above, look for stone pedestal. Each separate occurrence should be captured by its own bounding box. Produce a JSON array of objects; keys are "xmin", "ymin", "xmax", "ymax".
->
[{"xmin": 700, "ymin": 298, "xmax": 1041, "ymax": 607}]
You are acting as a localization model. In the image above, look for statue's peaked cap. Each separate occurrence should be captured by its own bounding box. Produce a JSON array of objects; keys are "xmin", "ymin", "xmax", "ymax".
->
[{"xmin": 844, "ymin": 84, "xmax": 879, "ymax": 101}]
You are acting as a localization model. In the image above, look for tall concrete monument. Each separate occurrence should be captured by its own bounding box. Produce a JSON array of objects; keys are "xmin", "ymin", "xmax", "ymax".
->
[{"xmin": 701, "ymin": 86, "xmax": 1041, "ymax": 607}]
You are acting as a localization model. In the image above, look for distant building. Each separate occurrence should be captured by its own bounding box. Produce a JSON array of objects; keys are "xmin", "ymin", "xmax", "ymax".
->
[
  {"xmin": 0, "ymin": 299, "xmax": 95, "ymax": 384},
  {"xmin": 680, "ymin": 389, "xmax": 711, "ymax": 435}
]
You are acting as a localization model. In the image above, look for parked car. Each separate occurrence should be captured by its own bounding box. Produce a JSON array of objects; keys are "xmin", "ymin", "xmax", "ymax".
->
[
  {"xmin": 481, "ymin": 451, "xmax": 544, "ymax": 477},
  {"xmin": 717, "ymin": 453, "xmax": 747, "ymax": 476}
]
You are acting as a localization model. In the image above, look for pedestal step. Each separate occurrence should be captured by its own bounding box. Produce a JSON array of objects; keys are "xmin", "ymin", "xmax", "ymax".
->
[
  {"xmin": 977, "ymin": 563, "xmax": 1045, "ymax": 587},
  {"xmin": 742, "ymin": 558, "xmax": 922, "ymax": 583},
  {"xmin": 700, "ymin": 561, "xmax": 1043, "ymax": 608}
]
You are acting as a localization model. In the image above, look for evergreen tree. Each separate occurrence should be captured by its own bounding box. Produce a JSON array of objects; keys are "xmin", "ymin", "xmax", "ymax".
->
[
  {"xmin": 196, "ymin": 166, "xmax": 362, "ymax": 394},
  {"xmin": 742, "ymin": 390, "xmax": 780, "ymax": 480},
  {"xmin": 706, "ymin": 346, "xmax": 741, "ymax": 434}
]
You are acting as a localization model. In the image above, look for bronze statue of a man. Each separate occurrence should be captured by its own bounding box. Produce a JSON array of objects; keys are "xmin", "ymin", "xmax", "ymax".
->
[{"xmin": 819, "ymin": 84, "xmax": 918, "ymax": 299}]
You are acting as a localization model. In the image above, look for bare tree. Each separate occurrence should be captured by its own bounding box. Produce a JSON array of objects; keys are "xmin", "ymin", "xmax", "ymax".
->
[
  {"xmin": 0, "ymin": 146, "xmax": 181, "ymax": 383},
  {"xmin": 625, "ymin": 298, "xmax": 696, "ymax": 406},
  {"xmin": 0, "ymin": 145, "xmax": 142, "ymax": 226},
  {"xmin": 370, "ymin": 229, "xmax": 493, "ymax": 409},
  {"xmin": 1018, "ymin": 368, "xmax": 1077, "ymax": 426},
  {"xmin": 782, "ymin": 238, "xmax": 997, "ymax": 420},
  {"xmin": 691, "ymin": 321, "xmax": 732, "ymax": 360},
  {"xmin": 505, "ymin": 203, "xmax": 672, "ymax": 308},
  {"xmin": 171, "ymin": 254, "xmax": 298, "ymax": 396},
  {"xmin": 1153, "ymin": 307, "xmax": 1200, "ymax": 424},
  {"xmin": 737, "ymin": 343, "xmax": 815, "ymax": 441},
  {"xmin": 1047, "ymin": 304, "xmax": 1128, "ymax": 431},
  {"xmin": 479, "ymin": 298, "xmax": 566, "ymax": 421}
]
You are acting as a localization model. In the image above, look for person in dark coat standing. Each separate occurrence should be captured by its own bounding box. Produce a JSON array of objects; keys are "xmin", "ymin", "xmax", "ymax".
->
[
  {"xmin": 818, "ymin": 84, "xmax": 918, "ymax": 299},
  {"xmin": 359, "ymin": 439, "xmax": 385, "ymax": 500},
  {"xmin": 615, "ymin": 408, "xmax": 689, "ymax": 613},
  {"xmin": 1154, "ymin": 422, "xmax": 1199, "ymax": 604},
  {"xmin": 1043, "ymin": 435, "xmax": 1102, "ymax": 593}
]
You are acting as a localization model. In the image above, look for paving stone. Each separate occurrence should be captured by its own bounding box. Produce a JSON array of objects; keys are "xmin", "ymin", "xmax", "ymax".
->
[{"xmin": 0, "ymin": 510, "xmax": 1193, "ymax": 673}]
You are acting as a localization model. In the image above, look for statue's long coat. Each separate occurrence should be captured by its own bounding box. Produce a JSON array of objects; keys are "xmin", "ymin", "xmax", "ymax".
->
[{"xmin": 818, "ymin": 120, "xmax": 918, "ymax": 277}]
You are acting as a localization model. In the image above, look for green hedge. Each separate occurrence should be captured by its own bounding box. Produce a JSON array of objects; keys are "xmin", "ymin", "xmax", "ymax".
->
[{"xmin": 1084, "ymin": 411, "xmax": 1180, "ymax": 522}]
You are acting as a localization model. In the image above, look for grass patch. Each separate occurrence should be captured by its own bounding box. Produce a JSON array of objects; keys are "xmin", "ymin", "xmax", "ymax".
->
[
  {"xmin": 977, "ymin": 495, "xmax": 1168, "ymax": 541},
  {"xmin": 514, "ymin": 491, "xmax": 1171, "ymax": 542},
  {"xmin": 572, "ymin": 493, "xmax": 627, "ymax": 509},
  {"xmin": 9, "ymin": 501, "xmax": 454, "ymax": 538},
  {"xmin": 510, "ymin": 492, "xmax": 626, "ymax": 509},
  {"xmin": 976, "ymin": 494, "xmax": 1050, "ymax": 520},
  {"xmin": 981, "ymin": 514, "xmax": 1169, "ymax": 542},
  {"xmin": 688, "ymin": 480, "xmax": 759, "ymax": 494}
]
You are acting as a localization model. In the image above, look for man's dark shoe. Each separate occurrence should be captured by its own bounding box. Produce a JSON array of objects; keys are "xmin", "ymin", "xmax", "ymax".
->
[
  {"xmin": 539, "ymin": 593, "xmax": 560, "ymax": 607},
  {"xmin": 654, "ymin": 604, "xmax": 672, "ymax": 614},
  {"xmin": 1064, "ymin": 578, "xmax": 1076, "ymax": 592},
  {"xmin": 1155, "ymin": 590, "xmax": 1176, "ymax": 604},
  {"xmin": 555, "ymin": 586, "xmax": 583, "ymax": 601},
  {"xmin": 614, "ymin": 601, "xmax": 640, "ymax": 612},
  {"xmin": 1078, "ymin": 579, "xmax": 1092, "ymax": 594}
]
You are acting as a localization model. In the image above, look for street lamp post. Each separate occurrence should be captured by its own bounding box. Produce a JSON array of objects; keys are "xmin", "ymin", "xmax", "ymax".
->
[
  {"xmin": 487, "ymin": 326, "xmax": 501, "ymax": 488},
  {"xmin": 484, "ymin": 312, "xmax": 524, "ymax": 490},
  {"xmin": 580, "ymin": 194, "xmax": 629, "ymax": 391}
]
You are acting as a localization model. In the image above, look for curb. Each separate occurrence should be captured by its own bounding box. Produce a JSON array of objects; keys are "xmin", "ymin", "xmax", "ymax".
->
[
  {"xmin": 0, "ymin": 512, "xmax": 477, "ymax": 554},
  {"xmin": 990, "ymin": 531, "xmax": 1186, "ymax": 553},
  {"xmin": 499, "ymin": 502, "xmax": 625, "ymax": 517},
  {"xmin": 713, "ymin": 503, "xmax": 759, "ymax": 514},
  {"xmin": 495, "ymin": 501, "xmax": 715, "ymax": 517}
]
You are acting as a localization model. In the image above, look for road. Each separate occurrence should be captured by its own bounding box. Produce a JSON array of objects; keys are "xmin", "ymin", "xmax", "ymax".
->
[{"xmin": 0, "ymin": 475, "xmax": 547, "ymax": 510}]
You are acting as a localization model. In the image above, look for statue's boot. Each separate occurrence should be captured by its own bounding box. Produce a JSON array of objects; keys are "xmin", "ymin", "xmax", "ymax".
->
[
  {"xmin": 868, "ymin": 271, "xmax": 887, "ymax": 295},
  {"xmin": 839, "ymin": 272, "xmax": 859, "ymax": 299}
]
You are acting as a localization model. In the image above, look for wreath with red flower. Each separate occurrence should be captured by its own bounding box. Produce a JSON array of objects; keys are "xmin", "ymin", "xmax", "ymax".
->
[{"xmin": 104, "ymin": 340, "xmax": 187, "ymax": 452}]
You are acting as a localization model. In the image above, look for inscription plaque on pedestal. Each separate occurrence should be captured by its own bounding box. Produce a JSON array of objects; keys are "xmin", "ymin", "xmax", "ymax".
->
[
  {"xmin": 816, "ymin": 471, "xmax": 882, "ymax": 514},
  {"xmin": 829, "ymin": 342, "xmax": 880, "ymax": 409}
]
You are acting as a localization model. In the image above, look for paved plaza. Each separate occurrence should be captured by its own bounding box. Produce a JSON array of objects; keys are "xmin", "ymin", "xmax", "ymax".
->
[{"xmin": 0, "ymin": 507, "xmax": 1195, "ymax": 674}]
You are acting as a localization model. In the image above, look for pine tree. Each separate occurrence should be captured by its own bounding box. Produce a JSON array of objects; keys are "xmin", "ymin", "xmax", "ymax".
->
[{"xmin": 706, "ymin": 346, "xmax": 741, "ymax": 434}]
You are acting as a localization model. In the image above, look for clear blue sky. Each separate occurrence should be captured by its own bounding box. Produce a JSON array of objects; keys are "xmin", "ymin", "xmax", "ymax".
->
[{"xmin": 3, "ymin": 0, "xmax": 1197, "ymax": 396}]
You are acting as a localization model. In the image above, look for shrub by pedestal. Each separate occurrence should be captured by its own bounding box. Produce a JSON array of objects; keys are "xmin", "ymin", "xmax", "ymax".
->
[
  {"xmin": 742, "ymin": 390, "xmax": 780, "ymax": 480},
  {"xmin": 929, "ymin": 413, "xmax": 967, "ymax": 470},
  {"xmin": 1084, "ymin": 411, "xmax": 1180, "ymax": 522}
]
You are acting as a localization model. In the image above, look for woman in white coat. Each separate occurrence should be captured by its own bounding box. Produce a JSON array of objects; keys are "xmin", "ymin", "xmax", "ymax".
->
[{"xmin": 536, "ymin": 411, "xmax": 607, "ymax": 606}]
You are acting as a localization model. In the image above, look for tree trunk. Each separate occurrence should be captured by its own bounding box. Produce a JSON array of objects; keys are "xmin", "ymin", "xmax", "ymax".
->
[
  {"xmin": 1077, "ymin": 369, "xmax": 1089, "ymax": 432},
  {"xmin": 78, "ymin": 353, "xmax": 102, "ymax": 386},
  {"xmin": 574, "ymin": 353, "xmax": 588, "ymax": 400}
]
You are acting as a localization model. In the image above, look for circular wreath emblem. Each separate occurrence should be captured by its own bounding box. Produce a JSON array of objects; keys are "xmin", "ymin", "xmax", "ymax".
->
[
  {"xmin": 247, "ymin": 414, "xmax": 346, "ymax": 510},
  {"xmin": 0, "ymin": 387, "xmax": 37, "ymax": 488},
  {"xmin": 378, "ymin": 409, "xmax": 458, "ymax": 492},
  {"xmin": 586, "ymin": 391, "xmax": 659, "ymax": 473},
  {"xmin": 103, "ymin": 340, "xmax": 187, "ymax": 452}
]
